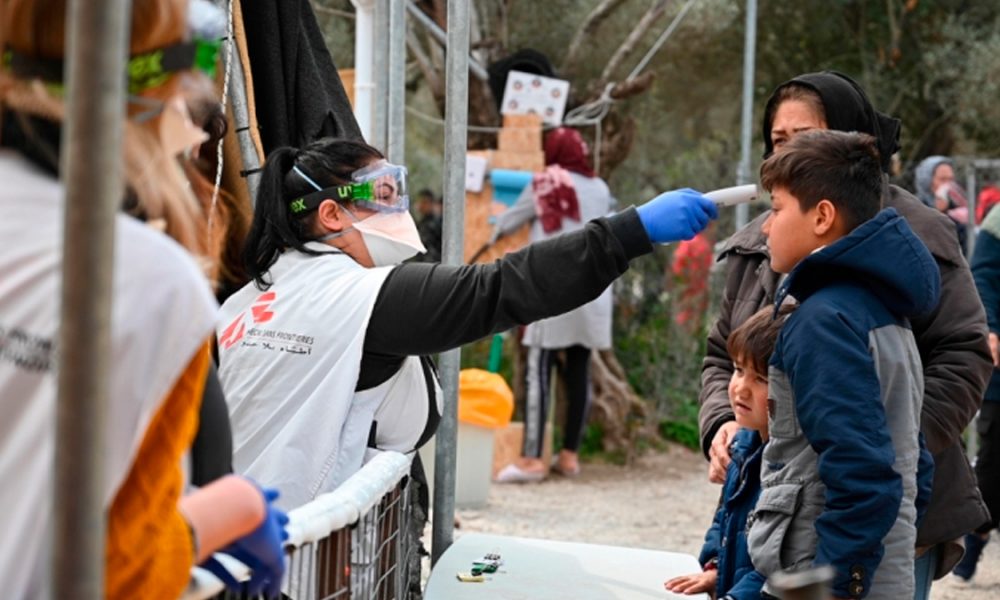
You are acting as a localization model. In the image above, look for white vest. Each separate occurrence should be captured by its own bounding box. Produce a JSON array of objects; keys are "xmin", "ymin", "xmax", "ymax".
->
[
  {"xmin": 218, "ymin": 245, "xmax": 439, "ymax": 510},
  {"xmin": 0, "ymin": 152, "xmax": 217, "ymax": 598}
]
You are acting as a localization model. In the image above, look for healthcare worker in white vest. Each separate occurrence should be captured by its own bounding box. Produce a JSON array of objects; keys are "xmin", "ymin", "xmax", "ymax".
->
[{"xmin": 217, "ymin": 137, "xmax": 717, "ymax": 510}]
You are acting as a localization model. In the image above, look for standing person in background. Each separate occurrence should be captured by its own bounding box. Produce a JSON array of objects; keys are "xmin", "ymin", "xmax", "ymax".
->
[
  {"xmin": 915, "ymin": 156, "xmax": 970, "ymax": 255},
  {"xmin": 698, "ymin": 71, "xmax": 991, "ymax": 599},
  {"xmin": 671, "ymin": 225, "xmax": 714, "ymax": 334},
  {"xmin": 491, "ymin": 128, "xmax": 616, "ymax": 482},
  {"xmin": 976, "ymin": 185, "xmax": 1000, "ymax": 225},
  {"xmin": 414, "ymin": 188, "xmax": 443, "ymax": 262},
  {"xmin": 956, "ymin": 204, "xmax": 1000, "ymax": 581}
]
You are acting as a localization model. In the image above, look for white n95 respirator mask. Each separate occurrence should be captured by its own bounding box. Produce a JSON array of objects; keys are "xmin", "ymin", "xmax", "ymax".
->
[{"xmin": 353, "ymin": 210, "xmax": 426, "ymax": 267}]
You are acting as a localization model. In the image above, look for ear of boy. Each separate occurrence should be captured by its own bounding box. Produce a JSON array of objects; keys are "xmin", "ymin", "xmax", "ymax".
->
[{"xmin": 812, "ymin": 199, "xmax": 847, "ymax": 240}]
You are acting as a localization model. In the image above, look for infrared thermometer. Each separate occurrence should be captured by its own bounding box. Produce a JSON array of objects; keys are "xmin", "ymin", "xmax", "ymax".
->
[
  {"xmin": 656, "ymin": 184, "xmax": 761, "ymax": 246},
  {"xmin": 705, "ymin": 184, "xmax": 761, "ymax": 207}
]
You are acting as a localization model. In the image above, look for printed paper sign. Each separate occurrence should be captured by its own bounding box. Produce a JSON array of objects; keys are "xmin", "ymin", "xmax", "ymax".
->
[
  {"xmin": 465, "ymin": 154, "xmax": 488, "ymax": 193},
  {"xmin": 500, "ymin": 70, "xmax": 570, "ymax": 126}
]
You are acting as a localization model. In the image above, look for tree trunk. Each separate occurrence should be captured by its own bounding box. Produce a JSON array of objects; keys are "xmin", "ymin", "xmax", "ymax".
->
[{"xmin": 589, "ymin": 349, "xmax": 659, "ymax": 465}]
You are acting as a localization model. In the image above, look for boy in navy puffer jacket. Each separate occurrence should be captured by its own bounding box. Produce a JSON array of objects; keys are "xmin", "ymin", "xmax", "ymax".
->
[
  {"xmin": 748, "ymin": 130, "xmax": 936, "ymax": 600},
  {"xmin": 665, "ymin": 305, "xmax": 793, "ymax": 599}
]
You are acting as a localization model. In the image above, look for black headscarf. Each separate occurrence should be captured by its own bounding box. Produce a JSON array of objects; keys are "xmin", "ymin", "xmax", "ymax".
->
[{"xmin": 762, "ymin": 71, "xmax": 901, "ymax": 173}]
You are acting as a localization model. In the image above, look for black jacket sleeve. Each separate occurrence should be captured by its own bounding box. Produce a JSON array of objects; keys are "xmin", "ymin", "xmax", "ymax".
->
[
  {"xmin": 190, "ymin": 362, "xmax": 234, "ymax": 486},
  {"xmin": 363, "ymin": 208, "xmax": 650, "ymax": 359}
]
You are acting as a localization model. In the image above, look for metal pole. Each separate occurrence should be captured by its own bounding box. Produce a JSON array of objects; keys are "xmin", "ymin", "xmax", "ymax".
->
[
  {"xmin": 432, "ymin": 0, "xmax": 469, "ymax": 567},
  {"xmin": 405, "ymin": 0, "xmax": 489, "ymax": 81},
  {"xmin": 735, "ymin": 0, "xmax": 758, "ymax": 230},
  {"xmin": 387, "ymin": 0, "xmax": 407, "ymax": 163},
  {"xmin": 352, "ymin": 0, "xmax": 376, "ymax": 141},
  {"xmin": 967, "ymin": 163, "xmax": 978, "ymax": 258},
  {"xmin": 54, "ymin": 0, "xmax": 130, "ymax": 596},
  {"xmin": 373, "ymin": 0, "xmax": 391, "ymax": 150}
]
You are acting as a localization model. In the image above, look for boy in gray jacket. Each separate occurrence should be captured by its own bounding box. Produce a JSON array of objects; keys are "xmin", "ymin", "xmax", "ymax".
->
[{"xmin": 748, "ymin": 130, "xmax": 936, "ymax": 600}]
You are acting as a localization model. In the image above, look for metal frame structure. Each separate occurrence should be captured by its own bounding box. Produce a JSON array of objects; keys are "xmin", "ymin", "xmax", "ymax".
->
[
  {"xmin": 53, "ymin": 0, "xmax": 131, "ymax": 596},
  {"xmin": 182, "ymin": 452, "xmax": 417, "ymax": 600},
  {"xmin": 735, "ymin": 0, "xmax": 758, "ymax": 230},
  {"xmin": 431, "ymin": 0, "xmax": 470, "ymax": 566},
  {"xmin": 963, "ymin": 158, "xmax": 1000, "ymax": 258}
]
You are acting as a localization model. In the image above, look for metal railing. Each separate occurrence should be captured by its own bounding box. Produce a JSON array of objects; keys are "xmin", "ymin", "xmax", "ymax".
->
[{"xmin": 181, "ymin": 451, "xmax": 418, "ymax": 600}]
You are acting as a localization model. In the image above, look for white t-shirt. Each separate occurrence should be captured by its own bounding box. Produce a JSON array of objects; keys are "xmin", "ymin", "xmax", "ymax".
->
[{"xmin": 0, "ymin": 152, "xmax": 217, "ymax": 598}]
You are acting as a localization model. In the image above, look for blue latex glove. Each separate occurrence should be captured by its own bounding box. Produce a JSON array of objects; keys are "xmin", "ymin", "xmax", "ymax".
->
[
  {"xmin": 636, "ymin": 188, "xmax": 718, "ymax": 243},
  {"xmin": 201, "ymin": 486, "xmax": 290, "ymax": 598}
]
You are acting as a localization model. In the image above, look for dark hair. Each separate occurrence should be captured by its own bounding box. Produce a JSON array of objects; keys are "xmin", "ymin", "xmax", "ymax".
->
[
  {"xmin": 760, "ymin": 130, "xmax": 883, "ymax": 232},
  {"xmin": 763, "ymin": 83, "xmax": 827, "ymax": 143},
  {"xmin": 243, "ymin": 137, "xmax": 384, "ymax": 289},
  {"xmin": 727, "ymin": 304, "xmax": 795, "ymax": 375},
  {"xmin": 761, "ymin": 72, "xmax": 901, "ymax": 174}
]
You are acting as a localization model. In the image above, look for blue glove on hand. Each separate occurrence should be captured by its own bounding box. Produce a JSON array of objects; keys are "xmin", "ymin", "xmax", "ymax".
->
[
  {"xmin": 202, "ymin": 486, "xmax": 290, "ymax": 599},
  {"xmin": 636, "ymin": 188, "xmax": 718, "ymax": 243}
]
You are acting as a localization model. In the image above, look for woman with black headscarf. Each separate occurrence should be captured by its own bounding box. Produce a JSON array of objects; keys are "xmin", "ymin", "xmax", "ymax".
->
[{"xmin": 697, "ymin": 71, "xmax": 991, "ymax": 599}]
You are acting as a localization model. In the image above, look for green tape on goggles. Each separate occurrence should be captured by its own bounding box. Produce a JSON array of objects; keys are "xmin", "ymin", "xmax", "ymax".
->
[{"xmin": 289, "ymin": 181, "xmax": 385, "ymax": 216}]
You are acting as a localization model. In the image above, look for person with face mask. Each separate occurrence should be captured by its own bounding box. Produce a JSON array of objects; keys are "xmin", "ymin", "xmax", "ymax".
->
[
  {"xmin": 0, "ymin": 0, "xmax": 287, "ymax": 597},
  {"xmin": 915, "ymin": 156, "xmax": 970, "ymax": 256},
  {"xmin": 218, "ymin": 137, "xmax": 719, "ymax": 509},
  {"xmin": 697, "ymin": 71, "xmax": 991, "ymax": 599}
]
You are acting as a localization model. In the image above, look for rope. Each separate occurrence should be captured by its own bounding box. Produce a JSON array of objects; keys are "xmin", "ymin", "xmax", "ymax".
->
[
  {"xmin": 207, "ymin": 0, "xmax": 235, "ymax": 246},
  {"xmin": 626, "ymin": 0, "xmax": 699, "ymax": 82}
]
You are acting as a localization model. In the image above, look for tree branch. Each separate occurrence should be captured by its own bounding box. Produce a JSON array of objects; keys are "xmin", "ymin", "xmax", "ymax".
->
[
  {"xmin": 609, "ymin": 71, "xmax": 655, "ymax": 100},
  {"xmin": 406, "ymin": 27, "xmax": 444, "ymax": 104},
  {"xmin": 599, "ymin": 0, "xmax": 670, "ymax": 86},
  {"xmin": 561, "ymin": 0, "xmax": 629, "ymax": 76}
]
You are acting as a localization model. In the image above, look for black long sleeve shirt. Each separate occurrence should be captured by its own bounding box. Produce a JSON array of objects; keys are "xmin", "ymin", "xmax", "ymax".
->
[{"xmin": 356, "ymin": 208, "xmax": 651, "ymax": 389}]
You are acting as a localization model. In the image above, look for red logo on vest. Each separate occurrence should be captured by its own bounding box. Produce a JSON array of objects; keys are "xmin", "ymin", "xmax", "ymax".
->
[{"xmin": 219, "ymin": 292, "xmax": 277, "ymax": 349}]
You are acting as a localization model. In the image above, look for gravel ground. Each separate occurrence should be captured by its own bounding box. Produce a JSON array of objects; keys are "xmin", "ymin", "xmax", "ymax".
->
[{"xmin": 437, "ymin": 443, "xmax": 999, "ymax": 599}]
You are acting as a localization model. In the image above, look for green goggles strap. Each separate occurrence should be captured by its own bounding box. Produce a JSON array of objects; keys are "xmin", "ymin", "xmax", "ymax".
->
[{"xmin": 289, "ymin": 182, "xmax": 376, "ymax": 216}]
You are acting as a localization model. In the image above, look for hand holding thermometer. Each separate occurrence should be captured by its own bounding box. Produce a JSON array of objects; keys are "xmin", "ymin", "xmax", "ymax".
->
[
  {"xmin": 705, "ymin": 183, "xmax": 761, "ymax": 207},
  {"xmin": 644, "ymin": 184, "xmax": 761, "ymax": 246}
]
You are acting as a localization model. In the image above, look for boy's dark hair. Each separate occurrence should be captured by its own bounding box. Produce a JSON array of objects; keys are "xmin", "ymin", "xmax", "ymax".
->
[
  {"xmin": 760, "ymin": 129, "xmax": 883, "ymax": 232},
  {"xmin": 727, "ymin": 304, "xmax": 796, "ymax": 375}
]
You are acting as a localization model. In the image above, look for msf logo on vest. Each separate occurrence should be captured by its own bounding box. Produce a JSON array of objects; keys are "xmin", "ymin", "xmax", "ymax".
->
[{"xmin": 219, "ymin": 292, "xmax": 276, "ymax": 350}]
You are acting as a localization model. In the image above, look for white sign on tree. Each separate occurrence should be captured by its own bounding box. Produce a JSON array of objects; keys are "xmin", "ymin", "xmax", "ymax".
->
[{"xmin": 500, "ymin": 70, "xmax": 570, "ymax": 126}]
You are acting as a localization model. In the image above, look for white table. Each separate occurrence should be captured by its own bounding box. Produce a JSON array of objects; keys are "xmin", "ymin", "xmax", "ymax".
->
[{"xmin": 425, "ymin": 533, "xmax": 710, "ymax": 599}]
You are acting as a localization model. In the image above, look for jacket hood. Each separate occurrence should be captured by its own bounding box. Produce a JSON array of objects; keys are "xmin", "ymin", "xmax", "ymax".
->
[
  {"xmin": 778, "ymin": 208, "xmax": 941, "ymax": 318},
  {"xmin": 914, "ymin": 155, "xmax": 952, "ymax": 207},
  {"xmin": 762, "ymin": 71, "xmax": 901, "ymax": 174}
]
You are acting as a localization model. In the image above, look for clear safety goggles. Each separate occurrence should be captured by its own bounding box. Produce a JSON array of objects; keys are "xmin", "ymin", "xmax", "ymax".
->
[{"xmin": 290, "ymin": 162, "xmax": 410, "ymax": 217}]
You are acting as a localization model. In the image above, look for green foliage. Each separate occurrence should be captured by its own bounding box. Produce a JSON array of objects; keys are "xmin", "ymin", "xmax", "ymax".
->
[
  {"xmin": 611, "ymin": 242, "xmax": 717, "ymax": 442},
  {"xmin": 578, "ymin": 422, "xmax": 605, "ymax": 458},
  {"xmin": 659, "ymin": 399, "xmax": 703, "ymax": 451}
]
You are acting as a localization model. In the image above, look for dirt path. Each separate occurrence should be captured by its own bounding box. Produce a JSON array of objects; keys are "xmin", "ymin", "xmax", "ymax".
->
[{"xmin": 446, "ymin": 444, "xmax": 998, "ymax": 599}]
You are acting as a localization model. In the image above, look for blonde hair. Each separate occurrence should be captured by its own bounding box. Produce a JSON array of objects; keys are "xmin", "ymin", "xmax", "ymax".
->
[{"xmin": 1, "ymin": 0, "xmax": 226, "ymax": 285}]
